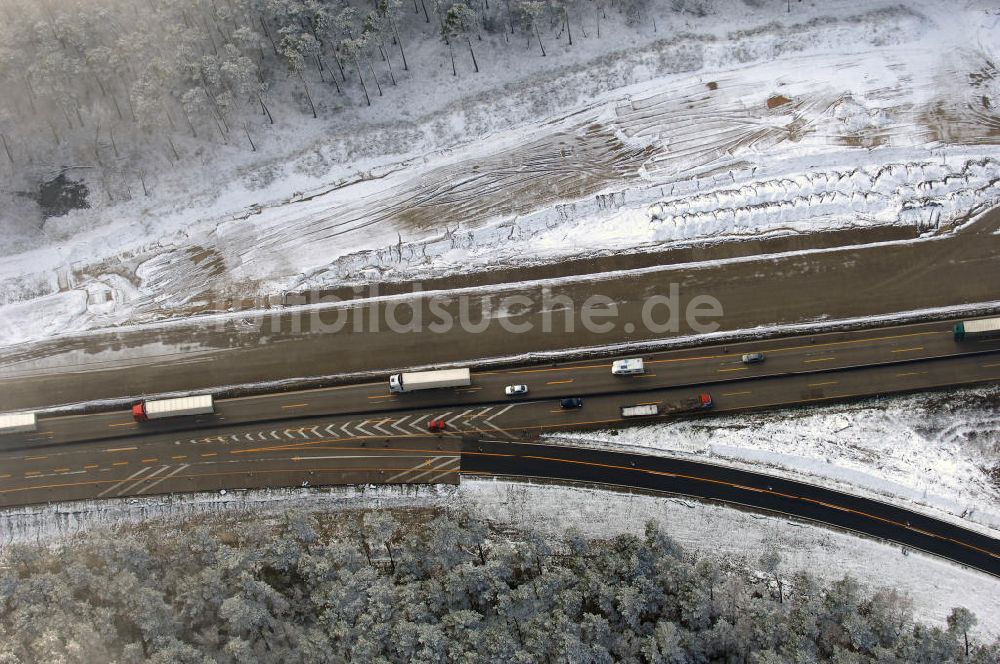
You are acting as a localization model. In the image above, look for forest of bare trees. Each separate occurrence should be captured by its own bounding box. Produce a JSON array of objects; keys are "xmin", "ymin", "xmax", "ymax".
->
[
  {"xmin": 0, "ymin": 0, "xmax": 667, "ymax": 211},
  {"xmin": 0, "ymin": 509, "xmax": 994, "ymax": 662}
]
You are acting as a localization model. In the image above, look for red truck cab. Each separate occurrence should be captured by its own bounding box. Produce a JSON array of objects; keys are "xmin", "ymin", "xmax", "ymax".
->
[
  {"xmin": 131, "ymin": 403, "xmax": 148, "ymax": 422},
  {"xmin": 698, "ymin": 393, "xmax": 713, "ymax": 408}
]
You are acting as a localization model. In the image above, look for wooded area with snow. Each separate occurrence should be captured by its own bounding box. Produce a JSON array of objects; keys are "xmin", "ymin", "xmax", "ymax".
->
[
  {"xmin": 0, "ymin": 0, "xmax": 658, "ymax": 191},
  {"xmin": 0, "ymin": 509, "xmax": 995, "ymax": 662}
]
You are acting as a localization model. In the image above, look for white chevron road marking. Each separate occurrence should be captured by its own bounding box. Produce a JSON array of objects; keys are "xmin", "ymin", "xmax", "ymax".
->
[
  {"xmin": 138, "ymin": 464, "xmax": 191, "ymax": 495},
  {"xmin": 98, "ymin": 467, "xmax": 152, "ymax": 497}
]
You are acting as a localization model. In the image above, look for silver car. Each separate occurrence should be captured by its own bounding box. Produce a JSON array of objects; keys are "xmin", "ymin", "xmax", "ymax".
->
[{"xmin": 505, "ymin": 384, "xmax": 528, "ymax": 396}]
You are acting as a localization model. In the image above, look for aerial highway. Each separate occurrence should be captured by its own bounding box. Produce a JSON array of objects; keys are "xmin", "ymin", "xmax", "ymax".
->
[
  {"xmin": 1, "ymin": 317, "xmax": 999, "ymax": 575},
  {"xmin": 5, "ymin": 318, "xmax": 1000, "ymax": 448},
  {"xmin": 1, "ymin": 356, "xmax": 998, "ymax": 573}
]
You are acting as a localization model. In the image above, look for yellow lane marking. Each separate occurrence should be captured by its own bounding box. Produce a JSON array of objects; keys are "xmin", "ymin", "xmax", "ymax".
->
[
  {"xmin": 509, "ymin": 363, "xmax": 609, "ymax": 374},
  {"xmin": 233, "ymin": 434, "xmax": 425, "ymax": 455},
  {"xmin": 546, "ymin": 379, "xmax": 574, "ymax": 385},
  {"xmin": 112, "ymin": 461, "xmax": 129, "ymax": 466},
  {"xmin": 281, "ymin": 403, "xmax": 308, "ymax": 409},
  {"xmin": 171, "ymin": 455, "xmax": 188, "ymax": 460},
  {"xmin": 644, "ymin": 330, "xmax": 938, "ymax": 366},
  {"xmin": 368, "ymin": 394, "xmax": 396, "ymax": 400},
  {"xmin": 983, "ymin": 362, "xmax": 1000, "ymax": 368},
  {"xmin": 25, "ymin": 471, "xmax": 41, "ymax": 477},
  {"xmin": 717, "ymin": 367, "xmax": 748, "ymax": 372},
  {"xmin": 84, "ymin": 464, "xmax": 99, "ymax": 470},
  {"xmin": 0, "ymin": 474, "xmax": 10, "ymax": 479},
  {"xmin": 803, "ymin": 357, "xmax": 835, "ymax": 363},
  {"xmin": 722, "ymin": 391, "xmax": 752, "ymax": 397},
  {"xmin": 141, "ymin": 458, "xmax": 159, "ymax": 463},
  {"xmin": 53, "ymin": 468, "xmax": 71, "ymax": 473},
  {"xmin": 637, "ymin": 374, "xmax": 658, "ymax": 378},
  {"xmin": 108, "ymin": 422, "xmax": 136, "ymax": 428},
  {"xmin": 891, "ymin": 346, "xmax": 924, "ymax": 353},
  {"xmin": 807, "ymin": 381, "xmax": 839, "ymax": 388},
  {"xmin": 896, "ymin": 371, "xmax": 928, "ymax": 377},
  {"xmin": 104, "ymin": 446, "xmax": 137, "ymax": 453},
  {"xmin": 201, "ymin": 452, "xmax": 217, "ymax": 458},
  {"xmin": 23, "ymin": 455, "xmax": 48, "ymax": 461}
]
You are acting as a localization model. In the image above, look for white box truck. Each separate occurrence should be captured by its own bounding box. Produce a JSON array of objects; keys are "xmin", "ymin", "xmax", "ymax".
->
[
  {"xmin": 389, "ymin": 368, "xmax": 471, "ymax": 393},
  {"xmin": 132, "ymin": 395, "xmax": 214, "ymax": 422},
  {"xmin": 0, "ymin": 412, "xmax": 38, "ymax": 434},
  {"xmin": 612, "ymin": 358, "xmax": 645, "ymax": 375}
]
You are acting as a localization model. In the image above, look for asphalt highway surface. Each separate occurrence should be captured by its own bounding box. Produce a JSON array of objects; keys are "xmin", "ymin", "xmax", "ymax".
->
[
  {"xmin": 6, "ymin": 318, "xmax": 1000, "ymax": 447},
  {"xmin": 1, "ymin": 319, "xmax": 998, "ymax": 575}
]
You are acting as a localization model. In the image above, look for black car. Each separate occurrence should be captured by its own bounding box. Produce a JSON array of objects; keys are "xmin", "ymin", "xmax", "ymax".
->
[{"xmin": 560, "ymin": 397, "xmax": 583, "ymax": 409}]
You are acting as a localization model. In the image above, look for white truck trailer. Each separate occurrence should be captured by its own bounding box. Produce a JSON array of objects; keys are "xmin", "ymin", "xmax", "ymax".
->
[
  {"xmin": 389, "ymin": 368, "xmax": 471, "ymax": 393},
  {"xmin": 0, "ymin": 412, "xmax": 38, "ymax": 434},
  {"xmin": 132, "ymin": 395, "xmax": 215, "ymax": 422},
  {"xmin": 954, "ymin": 317, "xmax": 1000, "ymax": 341},
  {"xmin": 620, "ymin": 404, "xmax": 659, "ymax": 418}
]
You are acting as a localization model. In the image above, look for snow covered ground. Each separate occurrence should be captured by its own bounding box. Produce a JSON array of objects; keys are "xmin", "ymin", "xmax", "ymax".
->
[
  {"xmin": 549, "ymin": 385, "xmax": 1000, "ymax": 535},
  {"xmin": 2, "ymin": 0, "xmax": 1000, "ymax": 346},
  {"xmin": 2, "ymin": 479, "xmax": 996, "ymax": 639}
]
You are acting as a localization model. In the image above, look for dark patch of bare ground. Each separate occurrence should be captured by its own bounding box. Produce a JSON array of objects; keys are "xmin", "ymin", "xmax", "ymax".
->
[
  {"xmin": 766, "ymin": 95, "xmax": 792, "ymax": 109},
  {"xmin": 20, "ymin": 172, "xmax": 90, "ymax": 221}
]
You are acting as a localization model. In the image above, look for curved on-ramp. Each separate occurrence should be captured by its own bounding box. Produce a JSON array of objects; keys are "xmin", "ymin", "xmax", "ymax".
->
[{"xmin": 462, "ymin": 439, "xmax": 1000, "ymax": 578}]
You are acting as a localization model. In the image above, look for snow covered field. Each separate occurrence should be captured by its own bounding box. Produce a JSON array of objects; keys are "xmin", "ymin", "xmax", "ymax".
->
[
  {"xmin": 550, "ymin": 385, "xmax": 1000, "ymax": 535},
  {"xmin": 2, "ymin": 1, "xmax": 1000, "ymax": 346},
  {"xmin": 2, "ymin": 479, "xmax": 996, "ymax": 640}
]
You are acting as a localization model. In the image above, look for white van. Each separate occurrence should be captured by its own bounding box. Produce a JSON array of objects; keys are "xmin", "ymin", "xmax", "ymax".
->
[{"xmin": 611, "ymin": 358, "xmax": 645, "ymax": 375}]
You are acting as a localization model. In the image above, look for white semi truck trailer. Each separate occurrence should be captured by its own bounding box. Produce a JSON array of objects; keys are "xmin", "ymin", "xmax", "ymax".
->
[
  {"xmin": 621, "ymin": 394, "xmax": 713, "ymax": 419},
  {"xmin": 0, "ymin": 412, "xmax": 38, "ymax": 435},
  {"xmin": 954, "ymin": 317, "xmax": 1000, "ymax": 341},
  {"xmin": 620, "ymin": 404, "xmax": 659, "ymax": 418},
  {"xmin": 132, "ymin": 395, "xmax": 215, "ymax": 422},
  {"xmin": 389, "ymin": 368, "xmax": 471, "ymax": 393}
]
